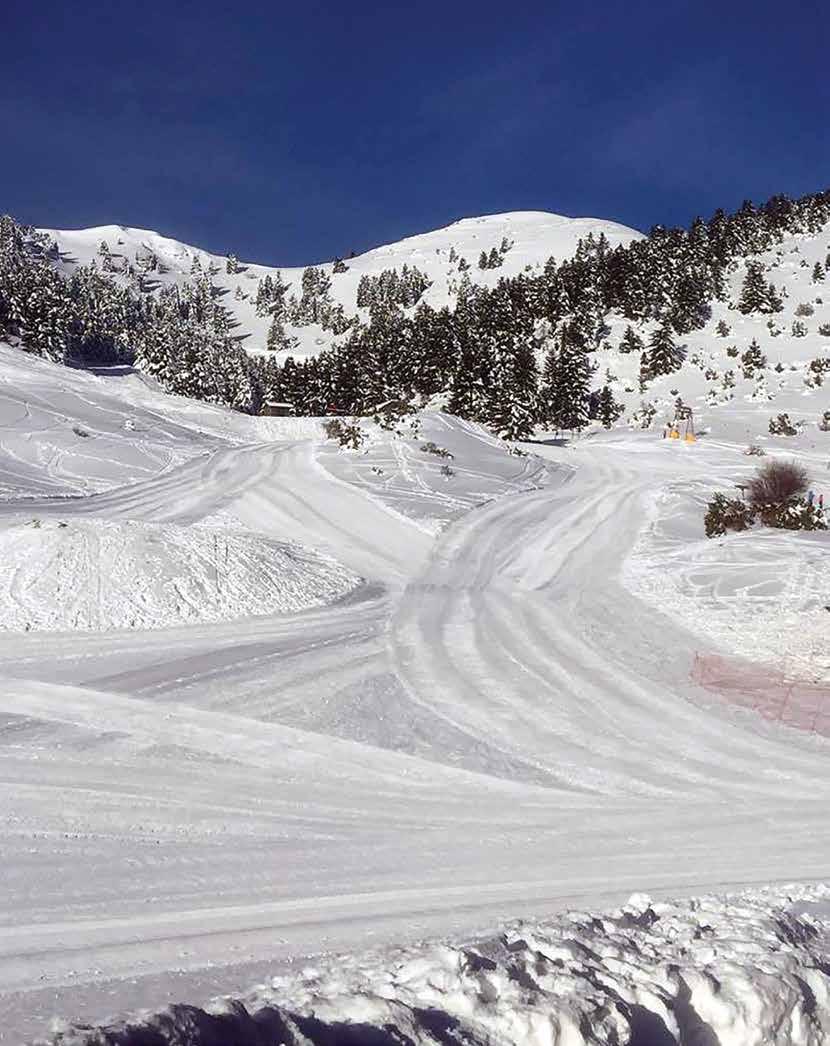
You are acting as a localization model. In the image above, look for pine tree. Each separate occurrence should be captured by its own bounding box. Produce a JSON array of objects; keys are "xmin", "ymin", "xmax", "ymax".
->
[
  {"xmin": 766, "ymin": 280, "xmax": 784, "ymax": 313},
  {"xmin": 539, "ymin": 325, "xmax": 593, "ymax": 432},
  {"xmin": 642, "ymin": 322, "xmax": 685, "ymax": 380},
  {"xmin": 596, "ymin": 385, "xmax": 623, "ymax": 428},
  {"xmin": 486, "ymin": 338, "xmax": 539, "ymax": 440},
  {"xmin": 618, "ymin": 325, "xmax": 644, "ymax": 354},
  {"xmin": 266, "ymin": 314, "xmax": 296, "ymax": 353},
  {"xmin": 813, "ymin": 261, "xmax": 825, "ymax": 283},
  {"xmin": 737, "ymin": 261, "xmax": 769, "ymax": 313},
  {"xmin": 740, "ymin": 338, "xmax": 767, "ymax": 377},
  {"xmin": 737, "ymin": 261, "xmax": 782, "ymax": 314}
]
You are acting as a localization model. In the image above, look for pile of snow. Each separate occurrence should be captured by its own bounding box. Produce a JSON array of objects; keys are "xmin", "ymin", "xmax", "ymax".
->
[
  {"xmin": 43, "ymin": 883, "xmax": 830, "ymax": 1046},
  {"xmin": 42, "ymin": 212, "xmax": 641, "ymax": 361},
  {"xmin": 0, "ymin": 516, "xmax": 359, "ymax": 632}
]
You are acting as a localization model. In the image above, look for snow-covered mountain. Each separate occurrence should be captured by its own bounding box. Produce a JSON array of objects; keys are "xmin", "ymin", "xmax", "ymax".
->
[{"xmin": 42, "ymin": 211, "xmax": 642, "ymax": 360}]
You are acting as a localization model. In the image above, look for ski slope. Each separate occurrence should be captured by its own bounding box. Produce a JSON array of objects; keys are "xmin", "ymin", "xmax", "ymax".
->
[{"xmin": 1, "ymin": 345, "xmax": 829, "ymax": 1043}]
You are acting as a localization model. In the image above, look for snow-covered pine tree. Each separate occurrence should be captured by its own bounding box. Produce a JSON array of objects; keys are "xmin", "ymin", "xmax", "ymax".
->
[
  {"xmin": 539, "ymin": 324, "xmax": 593, "ymax": 432},
  {"xmin": 596, "ymin": 385, "xmax": 623, "ymax": 428},
  {"xmin": 266, "ymin": 314, "xmax": 297, "ymax": 353},
  {"xmin": 738, "ymin": 260, "xmax": 780, "ymax": 313},
  {"xmin": 486, "ymin": 337, "xmax": 539, "ymax": 440},
  {"xmin": 741, "ymin": 338, "xmax": 767, "ymax": 378},
  {"xmin": 618, "ymin": 325, "xmax": 645, "ymax": 354},
  {"xmin": 642, "ymin": 321, "xmax": 686, "ymax": 380}
]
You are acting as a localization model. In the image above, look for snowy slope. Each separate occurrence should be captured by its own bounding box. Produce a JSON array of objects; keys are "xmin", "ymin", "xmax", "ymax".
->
[
  {"xmin": 41, "ymin": 212, "xmax": 641, "ymax": 360},
  {"xmin": 601, "ymin": 221, "xmax": 830, "ymax": 435}
]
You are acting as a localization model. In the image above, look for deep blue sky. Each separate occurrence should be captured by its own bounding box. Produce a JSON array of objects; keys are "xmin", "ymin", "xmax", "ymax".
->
[{"xmin": 3, "ymin": 0, "xmax": 828, "ymax": 265}]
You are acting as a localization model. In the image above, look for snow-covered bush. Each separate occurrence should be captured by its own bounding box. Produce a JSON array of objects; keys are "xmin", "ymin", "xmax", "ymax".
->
[
  {"xmin": 323, "ymin": 419, "xmax": 366, "ymax": 450},
  {"xmin": 756, "ymin": 498, "xmax": 827, "ymax": 531},
  {"xmin": 420, "ymin": 441, "xmax": 453, "ymax": 459},
  {"xmin": 704, "ymin": 493, "xmax": 754, "ymax": 538},
  {"xmin": 769, "ymin": 412, "xmax": 798, "ymax": 436}
]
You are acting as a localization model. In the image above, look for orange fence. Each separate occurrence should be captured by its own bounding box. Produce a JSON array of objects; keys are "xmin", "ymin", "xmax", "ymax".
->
[{"xmin": 691, "ymin": 652, "xmax": 830, "ymax": 736}]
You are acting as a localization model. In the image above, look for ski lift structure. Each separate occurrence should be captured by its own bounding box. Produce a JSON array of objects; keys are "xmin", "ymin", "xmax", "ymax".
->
[{"xmin": 668, "ymin": 403, "xmax": 696, "ymax": 443}]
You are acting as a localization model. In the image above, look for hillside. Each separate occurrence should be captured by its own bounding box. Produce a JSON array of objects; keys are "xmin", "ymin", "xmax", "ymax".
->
[
  {"xmin": 41, "ymin": 211, "xmax": 641, "ymax": 360},
  {"xmin": 2, "ymin": 189, "xmax": 828, "ymax": 448}
]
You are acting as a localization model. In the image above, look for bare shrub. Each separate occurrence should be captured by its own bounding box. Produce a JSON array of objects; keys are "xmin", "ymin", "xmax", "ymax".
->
[
  {"xmin": 744, "ymin": 444, "xmax": 766, "ymax": 456},
  {"xmin": 747, "ymin": 460, "xmax": 808, "ymax": 510}
]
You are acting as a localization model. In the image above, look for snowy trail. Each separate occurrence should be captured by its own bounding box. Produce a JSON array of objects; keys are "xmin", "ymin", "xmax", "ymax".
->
[{"xmin": 2, "ymin": 414, "xmax": 830, "ymax": 1039}]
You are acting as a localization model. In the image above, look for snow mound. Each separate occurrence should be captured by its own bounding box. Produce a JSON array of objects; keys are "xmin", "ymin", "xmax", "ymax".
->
[
  {"xmin": 44, "ymin": 883, "xmax": 830, "ymax": 1046},
  {"xmin": 0, "ymin": 517, "xmax": 359, "ymax": 632}
]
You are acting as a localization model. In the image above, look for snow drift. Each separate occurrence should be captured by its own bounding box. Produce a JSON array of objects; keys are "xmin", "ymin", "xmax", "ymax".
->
[
  {"xmin": 41, "ymin": 883, "xmax": 830, "ymax": 1046},
  {"xmin": 0, "ymin": 516, "xmax": 359, "ymax": 631}
]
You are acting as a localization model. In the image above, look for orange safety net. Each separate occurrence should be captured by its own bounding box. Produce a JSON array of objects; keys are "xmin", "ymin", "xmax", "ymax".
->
[{"xmin": 691, "ymin": 652, "xmax": 830, "ymax": 736}]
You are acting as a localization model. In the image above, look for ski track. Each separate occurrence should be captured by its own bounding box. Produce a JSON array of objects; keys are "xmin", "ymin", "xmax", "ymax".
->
[{"xmin": 1, "ymin": 402, "xmax": 829, "ymax": 1040}]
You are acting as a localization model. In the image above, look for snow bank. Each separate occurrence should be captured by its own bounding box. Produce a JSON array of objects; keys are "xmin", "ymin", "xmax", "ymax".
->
[
  {"xmin": 0, "ymin": 517, "xmax": 360, "ymax": 631},
  {"xmin": 42, "ymin": 883, "xmax": 830, "ymax": 1046}
]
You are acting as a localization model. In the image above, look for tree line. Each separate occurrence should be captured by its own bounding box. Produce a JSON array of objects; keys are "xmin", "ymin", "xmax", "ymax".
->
[{"xmin": 1, "ymin": 188, "xmax": 829, "ymax": 438}]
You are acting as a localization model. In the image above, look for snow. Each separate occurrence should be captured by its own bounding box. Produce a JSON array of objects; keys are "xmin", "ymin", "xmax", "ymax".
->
[
  {"xmin": 0, "ymin": 517, "xmax": 359, "ymax": 632},
  {"xmin": 599, "ymin": 222, "xmax": 830, "ymax": 433},
  {"xmin": 1, "ymin": 210, "xmax": 830, "ymax": 1043},
  {"xmin": 40, "ymin": 211, "xmax": 641, "ymax": 361},
  {"xmin": 37, "ymin": 883, "xmax": 830, "ymax": 1046}
]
